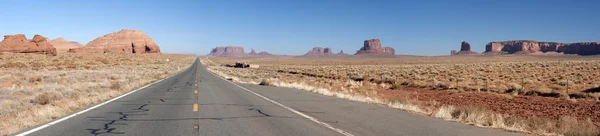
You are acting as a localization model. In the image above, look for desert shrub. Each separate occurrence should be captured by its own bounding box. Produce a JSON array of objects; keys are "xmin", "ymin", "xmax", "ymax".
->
[
  {"xmin": 389, "ymin": 83, "xmax": 402, "ymax": 90},
  {"xmin": 31, "ymin": 91, "xmax": 62, "ymax": 105},
  {"xmin": 110, "ymin": 81, "xmax": 122, "ymax": 90},
  {"xmin": 558, "ymin": 80, "xmax": 571, "ymax": 86},
  {"xmin": 506, "ymin": 83, "xmax": 522, "ymax": 93},
  {"xmin": 28, "ymin": 76, "xmax": 43, "ymax": 83},
  {"xmin": 369, "ymin": 77, "xmax": 382, "ymax": 84},
  {"xmin": 525, "ymin": 90, "xmax": 562, "ymax": 98},
  {"xmin": 568, "ymin": 92, "xmax": 591, "ymax": 99},
  {"xmin": 399, "ymin": 80, "xmax": 410, "ymax": 85},
  {"xmin": 98, "ymin": 58, "xmax": 110, "ymax": 64},
  {"xmin": 583, "ymin": 86, "xmax": 600, "ymax": 93},
  {"xmin": 429, "ymin": 80, "xmax": 449, "ymax": 90},
  {"xmin": 556, "ymin": 116, "xmax": 600, "ymax": 136},
  {"xmin": 409, "ymin": 80, "xmax": 428, "ymax": 88},
  {"xmin": 381, "ymin": 75, "xmax": 396, "ymax": 84},
  {"xmin": 349, "ymin": 73, "xmax": 364, "ymax": 81},
  {"xmin": 259, "ymin": 79, "xmax": 272, "ymax": 86}
]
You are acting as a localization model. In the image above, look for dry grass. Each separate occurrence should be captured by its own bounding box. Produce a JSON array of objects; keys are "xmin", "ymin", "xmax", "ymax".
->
[
  {"xmin": 201, "ymin": 56, "xmax": 600, "ymax": 136},
  {"xmin": 210, "ymin": 56, "xmax": 600, "ymax": 97},
  {"xmin": 0, "ymin": 53, "xmax": 195, "ymax": 135}
]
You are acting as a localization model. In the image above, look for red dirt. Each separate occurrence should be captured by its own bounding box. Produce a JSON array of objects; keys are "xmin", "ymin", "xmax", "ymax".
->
[{"xmin": 379, "ymin": 88, "xmax": 600, "ymax": 126}]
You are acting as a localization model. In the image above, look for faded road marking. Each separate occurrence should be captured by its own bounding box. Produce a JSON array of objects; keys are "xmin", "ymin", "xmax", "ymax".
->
[
  {"xmin": 193, "ymin": 103, "xmax": 198, "ymax": 112},
  {"xmin": 208, "ymin": 70, "xmax": 354, "ymax": 136}
]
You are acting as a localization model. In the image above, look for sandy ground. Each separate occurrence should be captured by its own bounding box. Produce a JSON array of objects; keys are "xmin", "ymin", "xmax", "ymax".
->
[
  {"xmin": 0, "ymin": 53, "xmax": 195, "ymax": 135},
  {"xmin": 203, "ymin": 55, "xmax": 600, "ymax": 136}
]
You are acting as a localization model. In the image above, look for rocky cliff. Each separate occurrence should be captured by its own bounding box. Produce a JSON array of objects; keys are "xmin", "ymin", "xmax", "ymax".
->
[
  {"xmin": 337, "ymin": 50, "xmax": 348, "ymax": 55},
  {"xmin": 50, "ymin": 38, "xmax": 81, "ymax": 52},
  {"xmin": 208, "ymin": 46, "xmax": 246, "ymax": 57},
  {"xmin": 257, "ymin": 51, "xmax": 273, "ymax": 56},
  {"xmin": 69, "ymin": 29, "xmax": 161, "ymax": 54},
  {"xmin": 249, "ymin": 48, "xmax": 258, "ymax": 55},
  {"xmin": 208, "ymin": 46, "xmax": 276, "ymax": 57},
  {"xmin": 0, "ymin": 34, "xmax": 57, "ymax": 56},
  {"xmin": 304, "ymin": 47, "xmax": 336, "ymax": 56},
  {"xmin": 453, "ymin": 41, "xmax": 479, "ymax": 55},
  {"xmin": 484, "ymin": 40, "xmax": 600, "ymax": 55},
  {"xmin": 355, "ymin": 39, "xmax": 395, "ymax": 55}
]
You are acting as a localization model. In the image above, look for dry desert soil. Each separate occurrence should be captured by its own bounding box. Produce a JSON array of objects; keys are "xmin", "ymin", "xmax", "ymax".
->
[
  {"xmin": 0, "ymin": 53, "xmax": 195, "ymax": 135},
  {"xmin": 203, "ymin": 55, "xmax": 600, "ymax": 136}
]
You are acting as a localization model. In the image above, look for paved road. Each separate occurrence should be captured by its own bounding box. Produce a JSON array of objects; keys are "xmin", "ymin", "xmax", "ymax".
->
[{"xmin": 18, "ymin": 58, "xmax": 520, "ymax": 136}]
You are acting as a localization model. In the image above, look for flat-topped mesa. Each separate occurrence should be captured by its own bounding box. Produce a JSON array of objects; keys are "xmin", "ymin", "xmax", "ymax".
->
[
  {"xmin": 68, "ymin": 29, "xmax": 161, "ymax": 54},
  {"xmin": 208, "ymin": 46, "xmax": 247, "ymax": 57},
  {"xmin": 355, "ymin": 38, "xmax": 395, "ymax": 55},
  {"xmin": 50, "ymin": 37, "xmax": 81, "ymax": 52},
  {"xmin": 483, "ymin": 40, "xmax": 600, "ymax": 55},
  {"xmin": 257, "ymin": 51, "xmax": 273, "ymax": 56},
  {"xmin": 558, "ymin": 42, "xmax": 600, "ymax": 56},
  {"xmin": 304, "ymin": 47, "xmax": 335, "ymax": 56},
  {"xmin": 484, "ymin": 40, "xmax": 541, "ymax": 54},
  {"xmin": 0, "ymin": 34, "xmax": 57, "ymax": 56},
  {"xmin": 454, "ymin": 41, "xmax": 479, "ymax": 55}
]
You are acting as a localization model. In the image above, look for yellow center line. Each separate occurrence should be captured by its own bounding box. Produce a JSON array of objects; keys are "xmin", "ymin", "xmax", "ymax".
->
[
  {"xmin": 194, "ymin": 90, "xmax": 198, "ymax": 94},
  {"xmin": 195, "ymin": 84, "xmax": 198, "ymax": 87},
  {"xmin": 193, "ymin": 103, "xmax": 198, "ymax": 112}
]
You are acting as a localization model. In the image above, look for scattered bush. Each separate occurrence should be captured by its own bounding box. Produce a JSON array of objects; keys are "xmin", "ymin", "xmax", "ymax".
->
[
  {"xmin": 506, "ymin": 83, "xmax": 522, "ymax": 94},
  {"xmin": 110, "ymin": 81, "xmax": 122, "ymax": 90},
  {"xmin": 31, "ymin": 91, "xmax": 62, "ymax": 105},
  {"xmin": 389, "ymin": 83, "xmax": 402, "ymax": 90},
  {"xmin": 430, "ymin": 80, "xmax": 449, "ymax": 90},
  {"xmin": 568, "ymin": 92, "xmax": 591, "ymax": 99},
  {"xmin": 259, "ymin": 79, "xmax": 272, "ymax": 86},
  {"xmin": 558, "ymin": 80, "xmax": 571, "ymax": 86},
  {"xmin": 349, "ymin": 74, "xmax": 364, "ymax": 82}
]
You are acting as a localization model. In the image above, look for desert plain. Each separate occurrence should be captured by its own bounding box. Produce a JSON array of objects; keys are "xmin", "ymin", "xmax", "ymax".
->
[{"xmin": 204, "ymin": 55, "xmax": 600, "ymax": 136}]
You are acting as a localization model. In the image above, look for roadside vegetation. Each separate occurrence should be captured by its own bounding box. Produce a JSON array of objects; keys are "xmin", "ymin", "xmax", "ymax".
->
[
  {"xmin": 202, "ymin": 56, "xmax": 600, "ymax": 136},
  {"xmin": 0, "ymin": 53, "xmax": 195, "ymax": 135}
]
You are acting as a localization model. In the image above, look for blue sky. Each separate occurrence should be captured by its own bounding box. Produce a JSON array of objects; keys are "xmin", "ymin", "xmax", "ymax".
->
[{"xmin": 1, "ymin": 0, "xmax": 598, "ymax": 56}]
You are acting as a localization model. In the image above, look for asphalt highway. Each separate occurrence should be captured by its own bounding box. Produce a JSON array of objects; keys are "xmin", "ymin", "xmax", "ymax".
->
[{"xmin": 18, "ymin": 58, "xmax": 520, "ymax": 136}]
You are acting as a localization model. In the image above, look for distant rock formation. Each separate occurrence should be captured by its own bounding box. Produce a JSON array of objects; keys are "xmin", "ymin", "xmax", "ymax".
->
[
  {"xmin": 453, "ymin": 41, "xmax": 479, "ymax": 55},
  {"xmin": 249, "ymin": 48, "xmax": 258, "ymax": 55},
  {"xmin": 257, "ymin": 51, "xmax": 273, "ymax": 56},
  {"xmin": 208, "ymin": 46, "xmax": 277, "ymax": 57},
  {"xmin": 304, "ymin": 47, "xmax": 336, "ymax": 56},
  {"xmin": 337, "ymin": 50, "xmax": 348, "ymax": 55},
  {"xmin": 70, "ymin": 41, "xmax": 84, "ymax": 47},
  {"xmin": 355, "ymin": 39, "xmax": 395, "ymax": 55},
  {"xmin": 208, "ymin": 46, "xmax": 246, "ymax": 57},
  {"xmin": 461, "ymin": 41, "xmax": 471, "ymax": 51},
  {"xmin": 0, "ymin": 34, "xmax": 57, "ymax": 56},
  {"xmin": 50, "ymin": 37, "xmax": 81, "ymax": 52},
  {"xmin": 558, "ymin": 42, "xmax": 600, "ymax": 55},
  {"xmin": 68, "ymin": 29, "xmax": 161, "ymax": 54},
  {"xmin": 484, "ymin": 40, "xmax": 600, "ymax": 55},
  {"xmin": 451, "ymin": 50, "xmax": 457, "ymax": 55}
]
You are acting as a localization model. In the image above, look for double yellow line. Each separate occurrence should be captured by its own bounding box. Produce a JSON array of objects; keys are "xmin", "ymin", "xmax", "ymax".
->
[{"xmin": 193, "ymin": 67, "xmax": 199, "ymax": 112}]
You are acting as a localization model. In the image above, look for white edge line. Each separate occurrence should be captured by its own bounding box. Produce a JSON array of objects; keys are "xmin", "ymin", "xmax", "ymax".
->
[
  {"xmin": 16, "ymin": 59, "xmax": 197, "ymax": 136},
  {"xmin": 205, "ymin": 65, "xmax": 354, "ymax": 136}
]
